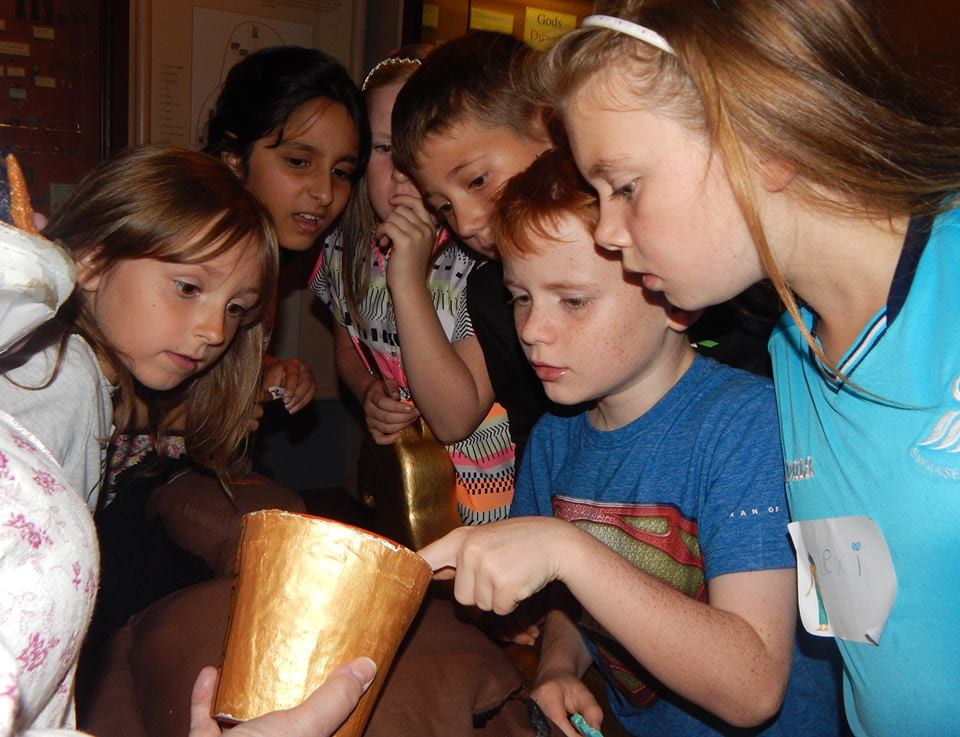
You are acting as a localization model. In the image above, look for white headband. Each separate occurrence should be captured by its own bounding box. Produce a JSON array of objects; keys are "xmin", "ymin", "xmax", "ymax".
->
[
  {"xmin": 361, "ymin": 57, "xmax": 422, "ymax": 91},
  {"xmin": 581, "ymin": 14, "xmax": 675, "ymax": 56}
]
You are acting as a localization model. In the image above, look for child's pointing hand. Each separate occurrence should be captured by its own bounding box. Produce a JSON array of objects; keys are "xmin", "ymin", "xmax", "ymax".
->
[{"xmin": 418, "ymin": 517, "xmax": 574, "ymax": 615}]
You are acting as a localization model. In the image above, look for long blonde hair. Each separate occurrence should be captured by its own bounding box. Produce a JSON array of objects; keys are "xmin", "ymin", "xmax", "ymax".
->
[
  {"xmin": 43, "ymin": 145, "xmax": 279, "ymax": 486},
  {"xmin": 541, "ymin": 0, "xmax": 960, "ymax": 356}
]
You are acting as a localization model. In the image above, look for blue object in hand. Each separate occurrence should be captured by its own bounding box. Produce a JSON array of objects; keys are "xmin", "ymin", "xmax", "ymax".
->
[{"xmin": 571, "ymin": 713, "xmax": 604, "ymax": 737}]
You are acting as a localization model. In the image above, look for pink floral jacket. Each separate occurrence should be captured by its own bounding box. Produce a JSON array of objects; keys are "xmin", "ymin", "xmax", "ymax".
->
[{"xmin": 0, "ymin": 410, "xmax": 98, "ymax": 735}]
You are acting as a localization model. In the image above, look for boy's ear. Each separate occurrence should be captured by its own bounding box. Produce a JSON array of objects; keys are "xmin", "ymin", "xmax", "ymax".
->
[
  {"xmin": 665, "ymin": 304, "xmax": 704, "ymax": 333},
  {"xmin": 528, "ymin": 112, "xmax": 553, "ymax": 149},
  {"xmin": 74, "ymin": 247, "xmax": 104, "ymax": 291}
]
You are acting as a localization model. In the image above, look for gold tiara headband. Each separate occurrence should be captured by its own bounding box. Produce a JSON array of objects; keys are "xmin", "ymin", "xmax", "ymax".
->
[
  {"xmin": 362, "ymin": 57, "xmax": 422, "ymax": 91},
  {"xmin": 581, "ymin": 14, "xmax": 675, "ymax": 56}
]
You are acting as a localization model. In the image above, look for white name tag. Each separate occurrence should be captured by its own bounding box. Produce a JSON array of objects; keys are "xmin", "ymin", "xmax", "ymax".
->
[{"xmin": 788, "ymin": 515, "xmax": 897, "ymax": 645}]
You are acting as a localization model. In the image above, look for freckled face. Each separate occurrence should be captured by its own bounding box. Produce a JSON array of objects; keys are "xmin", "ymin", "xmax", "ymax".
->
[
  {"xmin": 564, "ymin": 69, "xmax": 765, "ymax": 310},
  {"xmin": 366, "ymin": 82, "xmax": 421, "ymax": 222},
  {"xmin": 241, "ymin": 98, "xmax": 359, "ymax": 252},
  {"xmin": 413, "ymin": 121, "xmax": 549, "ymax": 259},
  {"xmin": 77, "ymin": 233, "xmax": 263, "ymax": 391},
  {"xmin": 502, "ymin": 214, "xmax": 688, "ymax": 415}
]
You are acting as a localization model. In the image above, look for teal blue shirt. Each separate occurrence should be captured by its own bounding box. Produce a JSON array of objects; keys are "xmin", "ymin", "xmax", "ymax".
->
[{"xmin": 770, "ymin": 206, "xmax": 960, "ymax": 736}]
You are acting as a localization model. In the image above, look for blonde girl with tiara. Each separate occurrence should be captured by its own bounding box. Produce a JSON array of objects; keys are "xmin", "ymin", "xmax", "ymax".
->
[
  {"xmin": 311, "ymin": 48, "xmax": 516, "ymax": 526},
  {"xmin": 422, "ymin": 1, "xmax": 960, "ymax": 735}
]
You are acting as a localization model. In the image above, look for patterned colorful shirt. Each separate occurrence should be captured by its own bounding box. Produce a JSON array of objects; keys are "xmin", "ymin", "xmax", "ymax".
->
[{"xmin": 311, "ymin": 230, "xmax": 515, "ymax": 524}]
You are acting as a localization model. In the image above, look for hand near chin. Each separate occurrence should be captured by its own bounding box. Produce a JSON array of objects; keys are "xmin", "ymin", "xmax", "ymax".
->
[{"xmin": 378, "ymin": 193, "xmax": 439, "ymax": 291}]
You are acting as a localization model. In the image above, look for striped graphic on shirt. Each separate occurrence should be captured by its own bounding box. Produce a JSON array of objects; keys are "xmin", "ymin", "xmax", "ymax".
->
[
  {"xmin": 312, "ymin": 230, "xmax": 515, "ymax": 525},
  {"xmin": 451, "ymin": 403, "xmax": 515, "ymax": 525}
]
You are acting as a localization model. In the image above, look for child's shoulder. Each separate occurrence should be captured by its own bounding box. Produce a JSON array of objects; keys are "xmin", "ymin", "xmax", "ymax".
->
[
  {"xmin": 680, "ymin": 355, "xmax": 777, "ymax": 422},
  {"xmin": 6, "ymin": 330, "xmax": 102, "ymax": 387},
  {"xmin": 463, "ymin": 257, "xmax": 501, "ymax": 289},
  {"xmin": 527, "ymin": 406, "xmax": 592, "ymax": 453},
  {"xmin": 62, "ymin": 332, "xmax": 103, "ymax": 378},
  {"xmin": 689, "ymin": 353, "xmax": 773, "ymax": 390},
  {"xmin": 4, "ymin": 322, "xmax": 74, "ymax": 367},
  {"xmin": 936, "ymin": 201, "xmax": 960, "ymax": 230},
  {"xmin": 433, "ymin": 237, "xmax": 479, "ymax": 272}
]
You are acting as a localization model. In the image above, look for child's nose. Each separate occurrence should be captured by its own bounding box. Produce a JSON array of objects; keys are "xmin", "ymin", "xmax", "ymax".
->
[
  {"xmin": 195, "ymin": 308, "xmax": 226, "ymax": 347},
  {"xmin": 307, "ymin": 172, "xmax": 334, "ymax": 207},
  {"xmin": 517, "ymin": 304, "xmax": 550, "ymax": 346},
  {"xmin": 392, "ymin": 171, "xmax": 419, "ymax": 199},
  {"xmin": 594, "ymin": 203, "xmax": 632, "ymax": 252},
  {"xmin": 454, "ymin": 201, "xmax": 486, "ymax": 239}
]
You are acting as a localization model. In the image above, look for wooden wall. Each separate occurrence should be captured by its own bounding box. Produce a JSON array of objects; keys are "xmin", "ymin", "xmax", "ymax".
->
[{"xmin": 880, "ymin": 0, "xmax": 960, "ymax": 89}]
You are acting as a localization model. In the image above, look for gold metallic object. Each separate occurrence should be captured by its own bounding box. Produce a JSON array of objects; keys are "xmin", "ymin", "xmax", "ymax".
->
[
  {"xmin": 5, "ymin": 155, "xmax": 38, "ymax": 233},
  {"xmin": 359, "ymin": 418, "xmax": 461, "ymax": 550},
  {"xmin": 214, "ymin": 510, "xmax": 432, "ymax": 735}
]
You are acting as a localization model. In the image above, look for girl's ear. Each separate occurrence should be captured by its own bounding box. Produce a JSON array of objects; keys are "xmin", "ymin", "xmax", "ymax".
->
[
  {"xmin": 665, "ymin": 304, "xmax": 704, "ymax": 334},
  {"xmin": 758, "ymin": 156, "xmax": 797, "ymax": 193},
  {"xmin": 74, "ymin": 247, "xmax": 104, "ymax": 291},
  {"xmin": 221, "ymin": 151, "xmax": 243, "ymax": 179}
]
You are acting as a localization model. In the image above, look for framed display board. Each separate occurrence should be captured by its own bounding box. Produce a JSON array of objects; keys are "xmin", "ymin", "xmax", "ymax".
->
[
  {"xmin": 0, "ymin": 0, "xmax": 107, "ymax": 216},
  {"xmin": 129, "ymin": 0, "xmax": 366, "ymax": 147}
]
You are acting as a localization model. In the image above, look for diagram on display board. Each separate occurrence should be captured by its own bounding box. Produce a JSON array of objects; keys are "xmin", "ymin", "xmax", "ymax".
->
[{"xmin": 191, "ymin": 7, "xmax": 313, "ymax": 148}]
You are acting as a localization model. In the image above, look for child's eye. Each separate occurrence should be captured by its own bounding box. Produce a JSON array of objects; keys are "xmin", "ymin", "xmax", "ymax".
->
[
  {"xmin": 507, "ymin": 293, "xmax": 531, "ymax": 307},
  {"xmin": 612, "ymin": 178, "xmax": 639, "ymax": 200},
  {"xmin": 372, "ymin": 143, "xmax": 392, "ymax": 155},
  {"xmin": 434, "ymin": 201, "xmax": 452, "ymax": 216},
  {"xmin": 333, "ymin": 166, "xmax": 355, "ymax": 181},
  {"xmin": 286, "ymin": 157, "xmax": 309, "ymax": 169},
  {"xmin": 226, "ymin": 302, "xmax": 249, "ymax": 319},
  {"xmin": 174, "ymin": 280, "xmax": 200, "ymax": 297},
  {"xmin": 468, "ymin": 174, "xmax": 488, "ymax": 190},
  {"xmin": 563, "ymin": 296, "xmax": 589, "ymax": 309}
]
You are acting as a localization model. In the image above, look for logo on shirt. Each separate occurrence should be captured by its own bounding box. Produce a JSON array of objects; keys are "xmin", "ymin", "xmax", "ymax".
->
[
  {"xmin": 785, "ymin": 455, "xmax": 815, "ymax": 483},
  {"xmin": 911, "ymin": 375, "xmax": 960, "ymax": 481},
  {"xmin": 552, "ymin": 495, "xmax": 705, "ymax": 708}
]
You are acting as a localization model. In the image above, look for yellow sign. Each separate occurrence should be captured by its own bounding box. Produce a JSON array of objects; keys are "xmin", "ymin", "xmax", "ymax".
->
[
  {"xmin": 523, "ymin": 6, "xmax": 577, "ymax": 50},
  {"xmin": 0, "ymin": 41, "xmax": 30, "ymax": 57},
  {"xmin": 422, "ymin": 4, "xmax": 439, "ymax": 29},
  {"xmin": 470, "ymin": 7, "xmax": 515, "ymax": 34}
]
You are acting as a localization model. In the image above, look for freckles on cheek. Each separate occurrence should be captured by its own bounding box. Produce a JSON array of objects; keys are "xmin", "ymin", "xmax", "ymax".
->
[{"xmin": 604, "ymin": 336, "xmax": 627, "ymax": 362}]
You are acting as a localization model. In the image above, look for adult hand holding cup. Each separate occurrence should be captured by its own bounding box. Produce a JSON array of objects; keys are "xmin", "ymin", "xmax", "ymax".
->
[{"xmin": 214, "ymin": 511, "xmax": 432, "ymax": 736}]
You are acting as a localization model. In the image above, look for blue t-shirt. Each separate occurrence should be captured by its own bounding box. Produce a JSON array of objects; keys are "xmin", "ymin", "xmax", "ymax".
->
[
  {"xmin": 513, "ymin": 355, "xmax": 841, "ymax": 736},
  {"xmin": 769, "ymin": 206, "xmax": 960, "ymax": 736}
]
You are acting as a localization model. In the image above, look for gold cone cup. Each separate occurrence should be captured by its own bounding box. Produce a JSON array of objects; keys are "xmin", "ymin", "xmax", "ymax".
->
[{"xmin": 214, "ymin": 510, "xmax": 432, "ymax": 735}]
